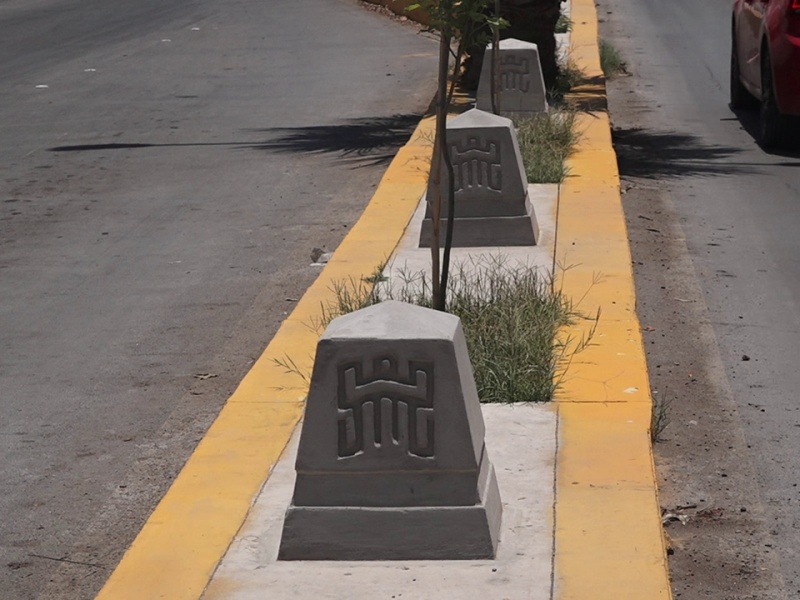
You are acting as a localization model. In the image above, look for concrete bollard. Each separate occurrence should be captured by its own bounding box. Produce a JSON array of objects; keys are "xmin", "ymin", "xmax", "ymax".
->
[
  {"xmin": 476, "ymin": 38, "xmax": 549, "ymax": 116},
  {"xmin": 419, "ymin": 108, "xmax": 539, "ymax": 247},
  {"xmin": 278, "ymin": 301, "xmax": 502, "ymax": 560}
]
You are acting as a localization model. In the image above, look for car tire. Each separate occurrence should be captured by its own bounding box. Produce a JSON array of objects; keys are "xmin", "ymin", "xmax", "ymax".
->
[
  {"xmin": 759, "ymin": 50, "xmax": 790, "ymax": 149},
  {"xmin": 730, "ymin": 34, "xmax": 756, "ymax": 109}
]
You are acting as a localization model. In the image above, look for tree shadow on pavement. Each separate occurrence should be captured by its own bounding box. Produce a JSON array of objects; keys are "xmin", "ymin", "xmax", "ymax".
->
[
  {"xmin": 612, "ymin": 128, "xmax": 758, "ymax": 179},
  {"xmin": 564, "ymin": 75, "xmax": 608, "ymax": 112},
  {"xmin": 48, "ymin": 114, "xmax": 425, "ymax": 168},
  {"xmin": 248, "ymin": 113, "xmax": 425, "ymax": 167}
]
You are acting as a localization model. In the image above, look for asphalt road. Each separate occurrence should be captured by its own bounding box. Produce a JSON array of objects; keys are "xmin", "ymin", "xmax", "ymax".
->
[
  {"xmin": 599, "ymin": 0, "xmax": 800, "ymax": 596},
  {"xmin": 0, "ymin": 1, "xmax": 436, "ymax": 598}
]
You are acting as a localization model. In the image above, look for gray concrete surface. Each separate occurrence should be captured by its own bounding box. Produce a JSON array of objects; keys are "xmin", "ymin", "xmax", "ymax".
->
[
  {"xmin": 393, "ymin": 183, "xmax": 555, "ymax": 289},
  {"xmin": 420, "ymin": 109, "xmax": 539, "ymax": 247},
  {"xmin": 476, "ymin": 39, "xmax": 548, "ymax": 115},
  {"xmin": 280, "ymin": 302, "xmax": 501, "ymax": 560},
  {"xmin": 0, "ymin": 1, "xmax": 436, "ymax": 597},
  {"xmin": 203, "ymin": 403, "xmax": 555, "ymax": 600},
  {"xmin": 598, "ymin": 0, "xmax": 800, "ymax": 595}
]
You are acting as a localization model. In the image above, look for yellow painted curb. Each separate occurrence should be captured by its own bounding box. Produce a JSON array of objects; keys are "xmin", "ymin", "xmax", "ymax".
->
[
  {"xmin": 94, "ymin": 118, "xmax": 435, "ymax": 600},
  {"xmin": 553, "ymin": 0, "xmax": 673, "ymax": 597}
]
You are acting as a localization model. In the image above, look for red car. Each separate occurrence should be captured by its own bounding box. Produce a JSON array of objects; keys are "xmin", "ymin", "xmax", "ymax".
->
[{"xmin": 731, "ymin": 0, "xmax": 800, "ymax": 147}]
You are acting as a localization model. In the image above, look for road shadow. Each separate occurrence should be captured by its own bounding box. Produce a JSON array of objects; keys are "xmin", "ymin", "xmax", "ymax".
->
[
  {"xmin": 562, "ymin": 75, "xmax": 608, "ymax": 112},
  {"xmin": 248, "ymin": 113, "xmax": 425, "ymax": 167},
  {"xmin": 51, "ymin": 143, "xmax": 163, "ymax": 151},
  {"xmin": 612, "ymin": 128, "xmax": 757, "ymax": 179},
  {"xmin": 49, "ymin": 114, "xmax": 426, "ymax": 168}
]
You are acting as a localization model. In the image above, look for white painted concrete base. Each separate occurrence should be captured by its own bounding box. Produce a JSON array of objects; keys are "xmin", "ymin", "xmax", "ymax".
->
[
  {"xmin": 380, "ymin": 183, "xmax": 558, "ymax": 298},
  {"xmin": 203, "ymin": 403, "xmax": 556, "ymax": 600}
]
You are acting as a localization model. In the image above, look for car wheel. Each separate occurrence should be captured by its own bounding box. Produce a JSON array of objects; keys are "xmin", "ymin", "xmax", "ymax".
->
[
  {"xmin": 730, "ymin": 34, "xmax": 756, "ymax": 109},
  {"xmin": 759, "ymin": 50, "xmax": 790, "ymax": 149}
]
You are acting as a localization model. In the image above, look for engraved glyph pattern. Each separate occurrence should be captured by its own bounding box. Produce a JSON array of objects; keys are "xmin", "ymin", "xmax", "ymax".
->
[
  {"xmin": 450, "ymin": 137, "xmax": 502, "ymax": 193},
  {"xmin": 500, "ymin": 56, "xmax": 531, "ymax": 92},
  {"xmin": 337, "ymin": 357, "xmax": 434, "ymax": 459}
]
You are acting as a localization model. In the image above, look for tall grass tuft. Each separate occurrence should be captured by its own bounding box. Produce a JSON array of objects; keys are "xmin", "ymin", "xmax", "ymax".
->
[
  {"xmin": 515, "ymin": 110, "xmax": 580, "ymax": 184},
  {"xmin": 440, "ymin": 259, "xmax": 574, "ymax": 403},
  {"xmin": 650, "ymin": 394, "xmax": 672, "ymax": 443},
  {"xmin": 555, "ymin": 13, "xmax": 573, "ymax": 34},
  {"xmin": 307, "ymin": 257, "xmax": 590, "ymax": 403},
  {"xmin": 599, "ymin": 38, "xmax": 626, "ymax": 78}
]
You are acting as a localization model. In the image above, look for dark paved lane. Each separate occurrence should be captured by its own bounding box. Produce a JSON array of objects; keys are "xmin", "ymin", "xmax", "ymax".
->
[
  {"xmin": 0, "ymin": 1, "xmax": 436, "ymax": 597},
  {"xmin": 0, "ymin": 0, "xmax": 202, "ymax": 84},
  {"xmin": 599, "ymin": 0, "xmax": 800, "ymax": 596}
]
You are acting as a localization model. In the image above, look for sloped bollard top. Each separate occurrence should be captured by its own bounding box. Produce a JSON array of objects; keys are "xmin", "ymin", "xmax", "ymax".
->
[
  {"xmin": 477, "ymin": 38, "xmax": 549, "ymax": 115},
  {"xmin": 419, "ymin": 108, "xmax": 539, "ymax": 247},
  {"xmin": 278, "ymin": 301, "xmax": 502, "ymax": 560}
]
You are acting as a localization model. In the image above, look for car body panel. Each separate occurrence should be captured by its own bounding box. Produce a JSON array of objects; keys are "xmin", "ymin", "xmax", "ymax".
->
[
  {"xmin": 733, "ymin": 0, "xmax": 800, "ymax": 116},
  {"xmin": 736, "ymin": 0, "xmax": 764, "ymax": 89}
]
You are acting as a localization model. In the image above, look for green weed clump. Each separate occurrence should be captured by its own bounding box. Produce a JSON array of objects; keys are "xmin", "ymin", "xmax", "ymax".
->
[
  {"xmin": 599, "ymin": 38, "xmax": 625, "ymax": 78},
  {"xmin": 305, "ymin": 257, "xmax": 588, "ymax": 404},
  {"xmin": 440, "ymin": 260, "xmax": 574, "ymax": 403},
  {"xmin": 555, "ymin": 13, "xmax": 573, "ymax": 34},
  {"xmin": 650, "ymin": 394, "xmax": 672, "ymax": 443},
  {"xmin": 515, "ymin": 109, "xmax": 580, "ymax": 184}
]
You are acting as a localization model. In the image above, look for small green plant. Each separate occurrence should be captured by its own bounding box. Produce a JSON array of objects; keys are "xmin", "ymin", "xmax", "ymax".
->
[
  {"xmin": 555, "ymin": 13, "xmax": 573, "ymax": 34},
  {"xmin": 309, "ymin": 257, "xmax": 591, "ymax": 403},
  {"xmin": 515, "ymin": 109, "xmax": 580, "ymax": 184},
  {"xmin": 313, "ymin": 277, "xmax": 382, "ymax": 331},
  {"xmin": 362, "ymin": 260, "xmax": 389, "ymax": 284},
  {"xmin": 650, "ymin": 394, "xmax": 672, "ymax": 443},
  {"xmin": 599, "ymin": 38, "xmax": 625, "ymax": 78},
  {"xmin": 272, "ymin": 354, "xmax": 312, "ymax": 387}
]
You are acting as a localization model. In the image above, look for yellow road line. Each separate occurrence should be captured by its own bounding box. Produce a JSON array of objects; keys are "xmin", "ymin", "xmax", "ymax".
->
[
  {"xmin": 553, "ymin": 0, "xmax": 672, "ymax": 597},
  {"xmin": 95, "ymin": 118, "xmax": 435, "ymax": 600}
]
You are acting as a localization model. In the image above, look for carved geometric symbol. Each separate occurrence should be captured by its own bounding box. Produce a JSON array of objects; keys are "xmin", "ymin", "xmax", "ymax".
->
[
  {"xmin": 500, "ymin": 56, "xmax": 531, "ymax": 93},
  {"xmin": 337, "ymin": 357, "xmax": 434, "ymax": 459},
  {"xmin": 450, "ymin": 137, "xmax": 502, "ymax": 194}
]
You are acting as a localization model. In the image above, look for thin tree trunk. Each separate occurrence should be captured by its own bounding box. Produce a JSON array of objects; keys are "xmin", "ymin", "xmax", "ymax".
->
[
  {"xmin": 490, "ymin": 27, "xmax": 498, "ymax": 113},
  {"xmin": 430, "ymin": 31, "xmax": 450, "ymax": 311},
  {"xmin": 440, "ymin": 38, "xmax": 467, "ymax": 306},
  {"xmin": 483, "ymin": 1, "xmax": 503, "ymax": 115},
  {"xmin": 440, "ymin": 137, "xmax": 456, "ymax": 308},
  {"xmin": 493, "ymin": 0, "xmax": 501, "ymax": 113}
]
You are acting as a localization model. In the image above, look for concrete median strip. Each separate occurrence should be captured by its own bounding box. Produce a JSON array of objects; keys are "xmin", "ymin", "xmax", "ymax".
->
[{"xmin": 95, "ymin": 0, "xmax": 672, "ymax": 597}]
